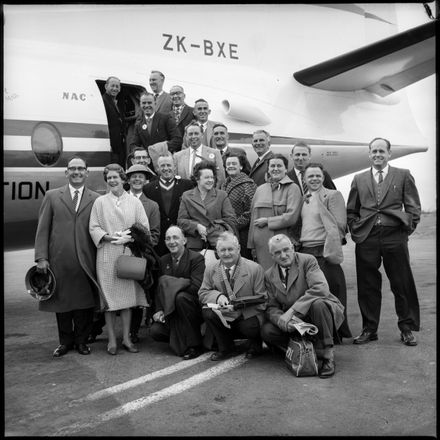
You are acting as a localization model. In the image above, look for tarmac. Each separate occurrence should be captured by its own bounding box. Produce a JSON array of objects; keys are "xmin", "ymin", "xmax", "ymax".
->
[{"xmin": 3, "ymin": 213, "xmax": 436, "ymax": 436}]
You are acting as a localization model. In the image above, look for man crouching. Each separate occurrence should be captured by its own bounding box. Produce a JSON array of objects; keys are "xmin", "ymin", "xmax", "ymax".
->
[
  {"xmin": 262, "ymin": 234, "xmax": 344, "ymax": 378},
  {"xmin": 198, "ymin": 231, "xmax": 267, "ymax": 360}
]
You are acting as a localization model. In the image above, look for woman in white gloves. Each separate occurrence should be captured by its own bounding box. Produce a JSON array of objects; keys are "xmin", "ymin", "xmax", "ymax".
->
[{"xmin": 89, "ymin": 163, "xmax": 150, "ymax": 355}]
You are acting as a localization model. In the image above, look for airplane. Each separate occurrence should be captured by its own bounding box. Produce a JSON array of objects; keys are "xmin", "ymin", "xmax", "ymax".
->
[{"xmin": 3, "ymin": 4, "xmax": 435, "ymax": 251}]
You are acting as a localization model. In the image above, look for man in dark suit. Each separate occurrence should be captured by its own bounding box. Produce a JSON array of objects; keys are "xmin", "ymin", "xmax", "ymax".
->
[
  {"xmin": 169, "ymin": 85, "xmax": 194, "ymax": 138},
  {"xmin": 102, "ymin": 76, "xmax": 126, "ymax": 168},
  {"xmin": 248, "ymin": 129, "xmax": 274, "ymax": 186},
  {"xmin": 149, "ymin": 70, "xmax": 173, "ymax": 114},
  {"xmin": 34, "ymin": 156, "xmax": 101, "ymax": 357},
  {"xmin": 143, "ymin": 153, "xmax": 194, "ymax": 256},
  {"xmin": 150, "ymin": 226, "xmax": 206, "ymax": 359},
  {"xmin": 347, "ymin": 137, "xmax": 421, "ymax": 347},
  {"xmin": 287, "ymin": 142, "xmax": 336, "ymax": 194},
  {"xmin": 130, "ymin": 92, "xmax": 182, "ymax": 154},
  {"xmin": 210, "ymin": 123, "xmax": 251, "ymax": 175}
]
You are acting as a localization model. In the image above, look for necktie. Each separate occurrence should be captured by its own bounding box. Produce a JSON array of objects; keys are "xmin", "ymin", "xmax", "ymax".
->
[
  {"xmin": 199, "ymin": 123, "xmax": 204, "ymax": 133},
  {"xmin": 378, "ymin": 170, "xmax": 384, "ymax": 184},
  {"xmin": 146, "ymin": 117, "xmax": 152, "ymax": 134},
  {"xmin": 300, "ymin": 171, "xmax": 308, "ymax": 196},
  {"xmin": 189, "ymin": 149, "xmax": 196, "ymax": 175},
  {"xmin": 283, "ymin": 268, "xmax": 289, "ymax": 286},
  {"xmin": 154, "ymin": 93, "xmax": 159, "ymax": 103},
  {"xmin": 253, "ymin": 157, "xmax": 260, "ymax": 169},
  {"xmin": 226, "ymin": 268, "xmax": 231, "ymax": 282},
  {"xmin": 173, "ymin": 106, "xmax": 181, "ymax": 124},
  {"xmin": 72, "ymin": 190, "xmax": 79, "ymax": 212}
]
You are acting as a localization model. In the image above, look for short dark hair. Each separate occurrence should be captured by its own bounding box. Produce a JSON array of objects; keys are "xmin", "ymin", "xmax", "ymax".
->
[
  {"xmin": 212, "ymin": 123, "xmax": 228, "ymax": 131},
  {"xmin": 105, "ymin": 76, "xmax": 120, "ymax": 85},
  {"xmin": 103, "ymin": 163, "xmax": 126, "ymax": 182},
  {"xmin": 225, "ymin": 153, "xmax": 247, "ymax": 170},
  {"xmin": 184, "ymin": 122, "xmax": 202, "ymax": 135},
  {"xmin": 140, "ymin": 92, "xmax": 154, "ymax": 101},
  {"xmin": 268, "ymin": 153, "xmax": 289, "ymax": 169},
  {"xmin": 192, "ymin": 160, "xmax": 217, "ymax": 184},
  {"xmin": 150, "ymin": 70, "xmax": 165, "ymax": 79},
  {"xmin": 369, "ymin": 137, "xmax": 391, "ymax": 151},
  {"xmin": 67, "ymin": 155, "xmax": 88, "ymax": 169},
  {"xmin": 291, "ymin": 142, "xmax": 311, "ymax": 154},
  {"xmin": 194, "ymin": 98, "xmax": 208, "ymax": 105},
  {"xmin": 132, "ymin": 146, "xmax": 149, "ymax": 156},
  {"xmin": 304, "ymin": 162, "xmax": 324, "ymax": 174}
]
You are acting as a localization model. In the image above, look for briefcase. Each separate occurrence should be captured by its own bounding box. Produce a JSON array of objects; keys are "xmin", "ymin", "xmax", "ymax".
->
[
  {"xmin": 285, "ymin": 337, "xmax": 318, "ymax": 377},
  {"xmin": 230, "ymin": 294, "xmax": 266, "ymax": 309}
]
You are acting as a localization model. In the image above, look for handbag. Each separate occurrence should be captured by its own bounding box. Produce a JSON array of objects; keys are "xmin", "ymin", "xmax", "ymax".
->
[
  {"xmin": 115, "ymin": 248, "xmax": 147, "ymax": 281},
  {"xmin": 284, "ymin": 337, "xmax": 318, "ymax": 377}
]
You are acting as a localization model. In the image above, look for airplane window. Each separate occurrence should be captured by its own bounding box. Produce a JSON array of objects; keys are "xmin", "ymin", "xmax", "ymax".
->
[{"xmin": 31, "ymin": 122, "xmax": 63, "ymax": 166}]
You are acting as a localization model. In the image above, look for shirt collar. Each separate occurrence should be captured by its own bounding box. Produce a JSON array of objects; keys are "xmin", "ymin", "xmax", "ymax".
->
[
  {"xmin": 69, "ymin": 185, "xmax": 84, "ymax": 196},
  {"xmin": 372, "ymin": 164, "xmax": 389, "ymax": 177},
  {"xmin": 145, "ymin": 113, "xmax": 155, "ymax": 120},
  {"xmin": 191, "ymin": 145, "xmax": 203, "ymax": 154},
  {"xmin": 129, "ymin": 191, "xmax": 142, "ymax": 198}
]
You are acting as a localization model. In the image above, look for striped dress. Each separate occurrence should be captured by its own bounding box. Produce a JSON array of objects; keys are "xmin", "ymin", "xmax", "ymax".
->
[{"xmin": 89, "ymin": 192, "xmax": 150, "ymax": 311}]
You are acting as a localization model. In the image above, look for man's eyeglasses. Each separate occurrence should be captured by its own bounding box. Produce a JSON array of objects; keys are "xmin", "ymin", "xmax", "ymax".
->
[{"xmin": 67, "ymin": 167, "xmax": 86, "ymax": 172}]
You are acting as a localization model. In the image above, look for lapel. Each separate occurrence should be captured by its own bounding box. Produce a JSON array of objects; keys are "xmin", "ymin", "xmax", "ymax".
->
[
  {"xmin": 187, "ymin": 188, "xmax": 208, "ymax": 214},
  {"xmin": 378, "ymin": 166, "xmax": 394, "ymax": 203},
  {"xmin": 77, "ymin": 187, "xmax": 93, "ymax": 215},
  {"xmin": 363, "ymin": 169, "xmax": 376, "ymax": 200},
  {"xmin": 179, "ymin": 105, "xmax": 189, "ymax": 123},
  {"xmin": 269, "ymin": 264, "xmax": 287, "ymax": 295},
  {"xmin": 151, "ymin": 113, "xmax": 160, "ymax": 137},
  {"xmin": 183, "ymin": 148, "xmax": 192, "ymax": 176},
  {"xmin": 200, "ymin": 145, "xmax": 214, "ymax": 162},
  {"xmin": 155, "ymin": 93, "xmax": 164, "ymax": 112},
  {"xmin": 286, "ymin": 258, "xmax": 299, "ymax": 291},
  {"xmin": 232, "ymin": 263, "xmax": 248, "ymax": 294},
  {"xmin": 60, "ymin": 184, "xmax": 76, "ymax": 214}
]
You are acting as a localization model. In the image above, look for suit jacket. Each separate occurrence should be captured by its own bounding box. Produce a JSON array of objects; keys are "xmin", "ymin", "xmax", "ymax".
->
[
  {"xmin": 155, "ymin": 91, "xmax": 173, "ymax": 114},
  {"xmin": 347, "ymin": 166, "xmax": 421, "ymax": 244},
  {"xmin": 34, "ymin": 185, "xmax": 101, "ymax": 313},
  {"xmin": 137, "ymin": 193, "xmax": 161, "ymax": 247},
  {"xmin": 102, "ymin": 92, "xmax": 125, "ymax": 155},
  {"xmin": 156, "ymin": 248, "xmax": 206, "ymax": 312},
  {"xmin": 182, "ymin": 119, "xmax": 221, "ymax": 149},
  {"xmin": 131, "ymin": 111, "xmax": 182, "ymax": 154},
  {"xmin": 143, "ymin": 177, "xmax": 195, "ymax": 255},
  {"xmin": 177, "ymin": 187, "xmax": 237, "ymax": 250},
  {"xmin": 264, "ymin": 253, "xmax": 344, "ymax": 329},
  {"xmin": 249, "ymin": 150, "xmax": 275, "ymax": 186},
  {"xmin": 287, "ymin": 168, "xmax": 336, "ymax": 194},
  {"xmin": 198, "ymin": 257, "xmax": 268, "ymax": 322},
  {"xmin": 173, "ymin": 145, "xmax": 226, "ymax": 188},
  {"xmin": 169, "ymin": 104, "xmax": 194, "ymax": 137}
]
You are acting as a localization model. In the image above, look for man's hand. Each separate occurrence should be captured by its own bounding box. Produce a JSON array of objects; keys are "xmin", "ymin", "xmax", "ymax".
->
[
  {"xmin": 217, "ymin": 295, "xmax": 230, "ymax": 307},
  {"xmin": 153, "ymin": 310, "xmax": 165, "ymax": 323},
  {"xmin": 277, "ymin": 309, "xmax": 295, "ymax": 333},
  {"xmin": 36, "ymin": 259, "xmax": 49, "ymax": 274},
  {"xmin": 196, "ymin": 224, "xmax": 207, "ymax": 241}
]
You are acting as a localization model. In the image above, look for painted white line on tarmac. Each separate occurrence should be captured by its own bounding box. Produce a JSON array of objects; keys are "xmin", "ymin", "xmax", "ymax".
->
[
  {"xmin": 79, "ymin": 352, "xmax": 213, "ymax": 402},
  {"xmin": 53, "ymin": 354, "xmax": 248, "ymax": 436}
]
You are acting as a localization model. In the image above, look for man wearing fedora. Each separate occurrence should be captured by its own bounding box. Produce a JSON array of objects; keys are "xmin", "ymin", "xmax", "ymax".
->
[{"xmin": 34, "ymin": 155, "xmax": 101, "ymax": 357}]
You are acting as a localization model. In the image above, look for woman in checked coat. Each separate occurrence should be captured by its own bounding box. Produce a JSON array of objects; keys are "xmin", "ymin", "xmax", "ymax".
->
[
  {"xmin": 221, "ymin": 153, "xmax": 257, "ymax": 259},
  {"xmin": 89, "ymin": 163, "xmax": 150, "ymax": 355}
]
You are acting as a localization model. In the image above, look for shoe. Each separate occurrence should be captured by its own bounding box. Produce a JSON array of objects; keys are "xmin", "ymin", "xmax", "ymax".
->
[
  {"xmin": 87, "ymin": 334, "xmax": 98, "ymax": 344},
  {"xmin": 210, "ymin": 350, "xmax": 234, "ymax": 361},
  {"xmin": 76, "ymin": 343, "xmax": 91, "ymax": 355},
  {"xmin": 107, "ymin": 345, "xmax": 117, "ymax": 355},
  {"xmin": 353, "ymin": 330, "xmax": 378, "ymax": 345},
  {"xmin": 401, "ymin": 330, "xmax": 417, "ymax": 346},
  {"xmin": 130, "ymin": 333, "xmax": 140, "ymax": 344},
  {"xmin": 245, "ymin": 344, "xmax": 263, "ymax": 359},
  {"xmin": 122, "ymin": 342, "xmax": 139, "ymax": 353},
  {"xmin": 53, "ymin": 344, "xmax": 72, "ymax": 357},
  {"xmin": 183, "ymin": 347, "xmax": 202, "ymax": 360},
  {"xmin": 319, "ymin": 359, "xmax": 335, "ymax": 378}
]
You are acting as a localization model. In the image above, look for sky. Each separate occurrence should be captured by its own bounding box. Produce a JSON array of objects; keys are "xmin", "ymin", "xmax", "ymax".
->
[{"xmin": 334, "ymin": 4, "xmax": 436, "ymax": 212}]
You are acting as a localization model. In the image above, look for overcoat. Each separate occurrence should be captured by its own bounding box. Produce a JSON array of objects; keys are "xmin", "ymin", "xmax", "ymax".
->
[
  {"xmin": 34, "ymin": 185, "xmax": 101, "ymax": 313},
  {"xmin": 264, "ymin": 253, "xmax": 344, "ymax": 330},
  {"xmin": 247, "ymin": 176, "xmax": 302, "ymax": 270},
  {"xmin": 177, "ymin": 187, "xmax": 237, "ymax": 250}
]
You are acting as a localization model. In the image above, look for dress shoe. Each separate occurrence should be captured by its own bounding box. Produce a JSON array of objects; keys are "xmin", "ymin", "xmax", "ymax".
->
[
  {"xmin": 401, "ymin": 330, "xmax": 417, "ymax": 346},
  {"xmin": 75, "ymin": 343, "xmax": 91, "ymax": 355},
  {"xmin": 87, "ymin": 334, "xmax": 99, "ymax": 344},
  {"xmin": 353, "ymin": 330, "xmax": 378, "ymax": 345},
  {"xmin": 183, "ymin": 347, "xmax": 202, "ymax": 360},
  {"xmin": 53, "ymin": 344, "xmax": 72, "ymax": 357},
  {"xmin": 107, "ymin": 345, "xmax": 117, "ymax": 355},
  {"xmin": 122, "ymin": 342, "xmax": 139, "ymax": 353},
  {"xmin": 319, "ymin": 359, "xmax": 335, "ymax": 378},
  {"xmin": 130, "ymin": 333, "xmax": 140, "ymax": 344},
  {"xmin": 210, "ymin": 350, "xmax": 235, "ymax": 361},
  {"xmin": 245, "ymin": 344, "xmax": 263, "ymax": 359}
]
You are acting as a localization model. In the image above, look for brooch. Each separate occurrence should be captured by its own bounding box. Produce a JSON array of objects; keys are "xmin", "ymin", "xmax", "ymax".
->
[
  {"xmin": 142, "ymin": 124, "xmax": 147, "ymax": 130},
  {"xmin": 208, "ymin": 153, "xmax": 215, "ymax": 159}
]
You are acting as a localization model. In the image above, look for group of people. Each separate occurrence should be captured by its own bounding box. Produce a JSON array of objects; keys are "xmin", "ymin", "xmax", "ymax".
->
[{"xmin": 33, "ymin": 70, "xmax": 422, "ymax": 380}]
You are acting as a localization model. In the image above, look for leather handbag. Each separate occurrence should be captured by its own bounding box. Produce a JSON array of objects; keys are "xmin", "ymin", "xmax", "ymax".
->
[
  {"xmin": 284, "ymin": 337, "xmax": 318, "ymax": 377},
  {"xmin": 115, "ymin": 252, "xmax": 147, "ymax": 281}
]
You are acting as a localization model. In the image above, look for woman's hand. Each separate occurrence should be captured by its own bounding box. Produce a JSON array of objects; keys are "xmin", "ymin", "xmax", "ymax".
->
[
  {"xmin": 111, "ymin": 229, "xmax": 133, "ymax": 245},
  {"xmin": 254, "ymin": 217, "xmax": 268, "ymax": 228},
  {"xmin": 196, "ymin": 224, "xmax": 208, "ymax": 241}
]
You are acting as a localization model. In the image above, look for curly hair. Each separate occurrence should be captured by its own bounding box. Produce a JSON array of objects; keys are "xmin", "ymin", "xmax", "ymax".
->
[
  {"xmin": 103, "ymin": 163, "xmax": 126, "ymax": 182},
  {"xmin": 192, "ymin": 160, "xmax": 217, "ymax": 185}
]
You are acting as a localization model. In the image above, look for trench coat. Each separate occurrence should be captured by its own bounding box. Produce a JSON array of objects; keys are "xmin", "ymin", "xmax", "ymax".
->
[
  {"xmin": 247, "ymin": 176, "xmax": 302, "ymax": 270},
  {"xmin": 34, "ymin": 185, "xmax": 101, "ymax": 313}
]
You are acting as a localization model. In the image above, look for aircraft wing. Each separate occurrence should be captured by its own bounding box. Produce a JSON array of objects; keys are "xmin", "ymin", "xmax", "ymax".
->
[{"xmin": 293, "ymin": 21, "xmax": 435, "ymax": 96}]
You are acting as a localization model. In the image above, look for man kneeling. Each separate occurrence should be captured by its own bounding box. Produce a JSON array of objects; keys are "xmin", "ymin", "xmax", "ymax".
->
[
  {"xmin": 262, "ymin": 234, "xmax": 344, "ymax": 378},
  {"xmin": 198, "ymin": 231, "xmax": 267, "ymax": 360},
  {"xmin": 150, "ymin": 226, "xmax": 205, "ymax": 359}
]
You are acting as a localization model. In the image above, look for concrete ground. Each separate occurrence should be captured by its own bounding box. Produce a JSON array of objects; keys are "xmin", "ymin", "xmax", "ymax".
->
[{"xmin": 4, "ymin": 213, "xmax": 436, "ymax": 436}]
